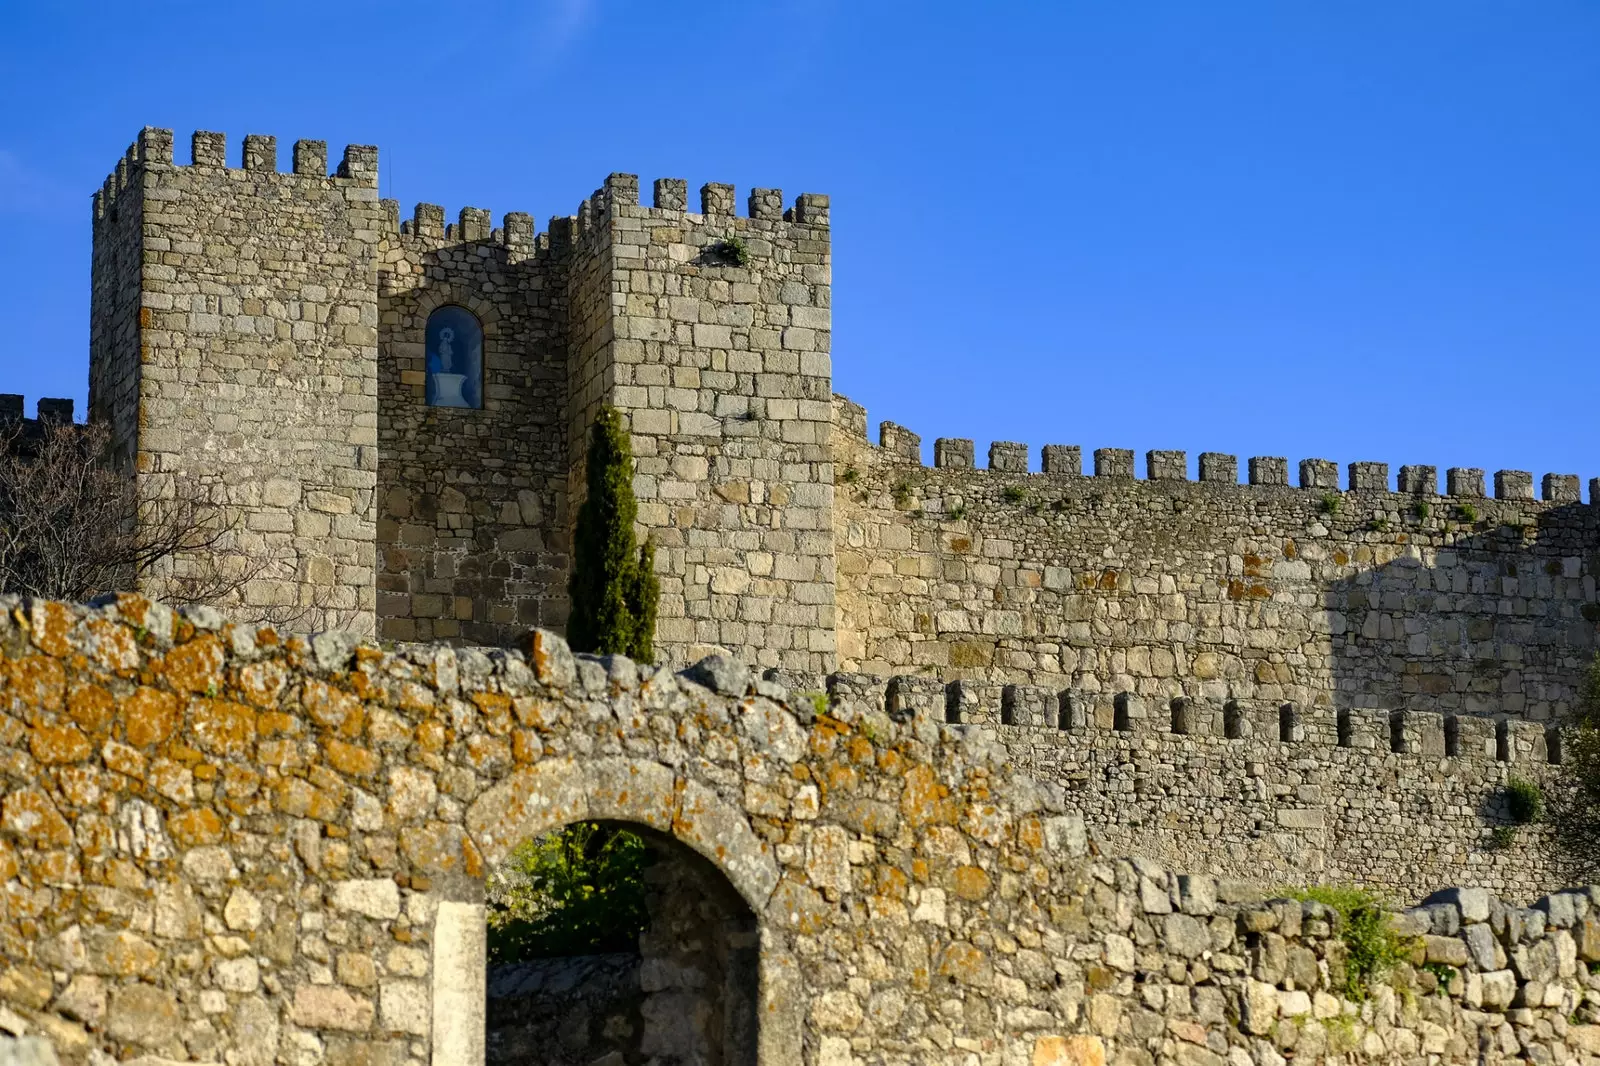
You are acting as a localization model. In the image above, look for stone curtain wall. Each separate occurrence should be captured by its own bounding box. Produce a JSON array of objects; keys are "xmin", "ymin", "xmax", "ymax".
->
[
  {"xmin": 375, "ymin": 202, "xmax": 574, "ymax": 646},
  {"xmin": 88, "ymin": 129, "xmax": 383, "ymax": 632},
  {"xmin": 832, "ymin": 397, "xmax": 1600, "ymax": 722},
  {"xmin": 1, "ymin": 597, "xmax": 1599, "ymax": 1066},
  {"xmin": 760, "ymin": 671, "xmax": 1569, "ymax": 902},
  {"xmin": 567, "ymin": 175, "xmax": 837, "ymax": 673}
]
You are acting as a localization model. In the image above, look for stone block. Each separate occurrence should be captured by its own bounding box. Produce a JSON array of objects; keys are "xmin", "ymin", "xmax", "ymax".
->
[
  {"xmin": 1398, "ymin": 464, "xmax": 1437, "ymax": 494},
  {"xmin": 1347, "ymin": 461, "xmax": 1388, "ymax": 492},
  {"xmin": 989, "ymin": 441, "xmax": 1028, "ymax": 472},
  {"xmin": 1199, "ymin": 452, "xmax": 1237, "ymax": 483},
  {"xmin": 934, "ymin": 438, "xmax": 974, "ymax": 469},
  {"xmin": 1248, "ymin": 456, "xmax": 1288, "ymax": 485},
  {"xmin": 1038, "ymin": 444, "xmax": 1080, "ymax": 476},
  {"xmin": 1542, "ymin": 473, "xmax": 1580, "ymax": 502},
  {"xmin": 1298, "ymin": 459, "xmax": 1338, "ymax": 490},
  {"xmin": 1495, "ymin": 469, "xmax": 1533, "ymax": 500},
  {"xmin": 1146, "ymin": 450, "xmax": 1186, "ymax": 481},
  {"xmin": 1094, "ymin": 448, "xmax": 1134, "ymax": 478}
]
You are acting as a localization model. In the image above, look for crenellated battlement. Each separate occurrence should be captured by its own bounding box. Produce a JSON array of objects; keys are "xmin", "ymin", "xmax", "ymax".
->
[
  {"xmin": 92, "ymin": 128, "xmax": 379, "ymax": 224},
  {"xmin": 765, "ymin": 667, "xmax": 1563, "ymax": 768},
  {"xmin": 834, "ymin": 394, "xmax": 1597, "ymax": 505}
]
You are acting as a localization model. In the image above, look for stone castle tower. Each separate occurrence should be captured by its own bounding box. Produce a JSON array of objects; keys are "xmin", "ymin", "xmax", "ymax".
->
[
  {"xmin": 89, "ymin": 127, "xmax": 1598, "ymax": 726},
  {"xmin": 90, "ymin": 127, "xmax": 835, "ymax": 672}
]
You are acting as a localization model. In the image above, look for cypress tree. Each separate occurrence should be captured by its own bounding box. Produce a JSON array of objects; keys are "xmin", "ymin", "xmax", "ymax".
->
[{"xmin": 567, "ymin": 407, "xmax": 659, "ymax": 661}]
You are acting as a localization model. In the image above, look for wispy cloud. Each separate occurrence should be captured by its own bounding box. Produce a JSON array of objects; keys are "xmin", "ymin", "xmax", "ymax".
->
[{"xmin": 0, "ymin": 150, "xmax": 73, "ymax": 217}]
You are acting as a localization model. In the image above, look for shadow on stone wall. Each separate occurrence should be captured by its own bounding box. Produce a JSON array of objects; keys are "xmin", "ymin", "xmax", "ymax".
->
[{"xmin": 1324, "ymin": 500, "xmax": 1598, "ymax": 722}]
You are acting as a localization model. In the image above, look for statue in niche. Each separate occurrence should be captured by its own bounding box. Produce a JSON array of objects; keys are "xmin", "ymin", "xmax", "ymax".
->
[{"xmin": 425, "ymin": 306, "xmax": 482, "ymax": 409}]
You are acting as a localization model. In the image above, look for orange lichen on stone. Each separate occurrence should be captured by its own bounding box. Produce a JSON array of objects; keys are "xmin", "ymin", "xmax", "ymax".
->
[
  {"xmin": 101, "ymin": 740, "xmax": 147, "ymax": 780},
  {"xmin": 31, "ymin": 724, "xmax": 92, "ymax": 764},
  {"xmin": 302, "ymin": 680, "xmax": 361, "ymax": 731},
  {"xmin": 168, "ymin": 807, "xmax": 224, "ymax": 847},
  {"xmin": 5, "ymin": 656, "xmax": 66, "ymax": 712},
  {"xmin": 67, "ymin": 681, "xmax": 115, "ymax": 732},
  {"xmin": 162, "ymin": 635, "xmax": 226, "ymax": 695},
  {"xmin": 187, "ymin": 699, "xmax": 257, "ymax": 759},
  {"xmin": 1, "ymin": 789, "xmax": 72, "ymax": 848},
  {"xmin": 236, "ymin": 661, "xmax": 288, "ymax": 708},
  {"xmin": 84, "ymin": 619, "xmax": 141, "ymax": 677},
  {"xmin": 124, "ymin": 686, "xmax": 179, "ymax": 748},
  {"xmin": 951, "ymin": 864, "xmax": 992, "ymax": 901},
  {"xmin": 325, "ymin": 739, "xmax": 380, "ymax": 778},
  {"xmin": 900, "ymin": 764, "xmax": 957, "ymax": 828},
  {"xmin": 29, "ymin": 601, "xmax": 76, "ymax": 658}
]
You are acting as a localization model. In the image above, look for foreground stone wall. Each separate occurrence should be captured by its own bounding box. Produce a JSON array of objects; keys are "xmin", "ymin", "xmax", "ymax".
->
[
  {"xmin": 0, "ymin": 597, "xmax": 1597, "ymax": 1066},
  {"xmin": 832, "ymin": 397, "xmax": 1600, "ymax": 723}
]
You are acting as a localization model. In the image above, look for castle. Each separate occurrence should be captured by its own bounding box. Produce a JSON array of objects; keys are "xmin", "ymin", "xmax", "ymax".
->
[
  {"xmin": 0, "ymin": 127, "xmax": 1592, "ymax": 1066},
  {"xmin": 84, "ymin": 127, "xmax": 1598, "ymax": 723}
]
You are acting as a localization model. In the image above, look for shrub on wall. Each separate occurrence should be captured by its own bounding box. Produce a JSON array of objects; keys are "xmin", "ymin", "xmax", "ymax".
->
[
  {"xmin": 486, "ymin": 822, "xmax": 650, "ymax": 961},
  {"xmin": 566, "ymin": 407, "xmax": 659, "ymax": 660},
  {"xmin": 1288, "ymin": 885, "xmax": 1412, "ymax": 1000}
]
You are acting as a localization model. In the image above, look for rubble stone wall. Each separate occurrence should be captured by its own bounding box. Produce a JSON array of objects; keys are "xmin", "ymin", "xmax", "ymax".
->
[
  {"xmin": 832, "ymin": 397, "xmax": 1600, "ymax": 723},
  {"xmin": 0, "ymin": 598, "xmax": 1598, "ymax": 1066}
]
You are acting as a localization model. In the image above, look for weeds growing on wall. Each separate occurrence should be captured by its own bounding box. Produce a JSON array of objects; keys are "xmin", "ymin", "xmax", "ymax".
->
[
  {"xmin": 1505, "ymin": 776, "xmax": 1544, "ymax": 824},
  {"xmin": 486, "ymin": 821, "xmax": 650, "ymax": 961},
  {"xmin": 1287, "ymin": 885, "xmax": 1412, "ymax": 1000},
  {"xmin": 1552, "ymin": 653, "xmax": 1600, "ymax": 879},
  {"xmin": 567, "ymin": 407, "xmax": 659, "ymax": 660}
]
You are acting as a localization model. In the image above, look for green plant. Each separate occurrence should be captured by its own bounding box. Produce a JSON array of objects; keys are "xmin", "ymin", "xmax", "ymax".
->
[
  {"xmin": 840, "ymin": 465, "xmax": 860, "ymax": 484},
  {"xmin": 1318, "ymin": 492, "xmax": 1341, "ymax": 515},
  {"xmin": 1491, "ymin": 824, "xmax": 1517, "ymax": 850},
  {"xmin": 796, "ymin": 690, "xmax": 829, "ymax": 718},
  {"xmin": 1028, "ymin": 499, "xmax": 1045, "ymax": 515},
  {"xmin": 486, "ymin": 821, "xmax": 649, "ymax": 962},
  {"xmin": 1505, "ymin": 776, "xmax": 1544, "ymax": 824},
  {"xmin": 1457, "ymin": 503, "xmax": 1478, "ymax": 523},
  {"xmin": 1287, "ymin": 885, "xmax": 1411, "ymax": 1000},
  {"xmin": 1367, "ymin": 517, "xmax": 1389, "ymax": 533},
  {"xmin": 892, "ymin": 478, "xmax": 916, "ymax": 507},
  {"xmin": 1421, "ymin": 961, "xmax": 1457, "ymax": 988},
  {"xmin": 1589, "ymin": 960, "xmax": 1600, "ymax": 975},
  {"xmin": 948, "ymin": 503, "xmax": 967, "ymax": 520},
  {"xmin": 715, "ymin": 233, "xmax": 751, "ymax": 267},
  {"xmin": 567, "ymin": 407, "xmax": 659, "ymax": 660},
  {"xmin": 1003, "ymin": 485, "xmax": 1027, "ymax": 504},
  {"xmin": 1412, "ymin": 501, "xmax": 1431, "ymax": 521}
]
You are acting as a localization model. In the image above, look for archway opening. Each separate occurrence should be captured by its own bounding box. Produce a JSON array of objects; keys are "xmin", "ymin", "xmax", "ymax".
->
[{"xmin": 484, "ymin": 820, "xmax": 759, "ymax": 1066}]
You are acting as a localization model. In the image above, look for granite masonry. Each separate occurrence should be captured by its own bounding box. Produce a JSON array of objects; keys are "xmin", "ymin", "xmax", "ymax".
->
[
  {"xmin": 0, "ymin": 598, "xmax": 1596, "ymax": 1066},
  {"xmin": 85, "ymin": 128, "xmax": 1598, "ymax": 724}
]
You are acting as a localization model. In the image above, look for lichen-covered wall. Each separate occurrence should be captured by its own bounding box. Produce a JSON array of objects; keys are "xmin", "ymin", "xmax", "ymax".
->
[
  {"xmin": 832, "ymin": 397, "xmax": 1600, "ymax": 723},
  {"xmin": 0, "ymin": 597, "xmax": 1597, "ymax": 1066}
]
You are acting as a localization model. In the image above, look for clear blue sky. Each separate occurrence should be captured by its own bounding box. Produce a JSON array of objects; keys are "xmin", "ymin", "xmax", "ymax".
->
[{"xmin": 3, "ymin": 1, "xmax": 1597, "ymax": 486}]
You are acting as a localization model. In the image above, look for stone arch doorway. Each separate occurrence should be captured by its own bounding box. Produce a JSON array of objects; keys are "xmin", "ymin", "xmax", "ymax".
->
[
  {"xmin": 430, "ymin": 757, "xmax": 795, "ymax": 1066},
  {"xmin": 484, "ymin": 820, "xmax": 760, "ymax": 1066}
]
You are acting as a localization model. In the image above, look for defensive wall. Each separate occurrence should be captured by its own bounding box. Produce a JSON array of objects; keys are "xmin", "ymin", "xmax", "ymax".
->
[
  {"xmin": 832, "ymin": 397, "xmax": 1600, "ymax": 726},
  {"xmin": 0, "ymin": 598, "xmax": 1595, "ymax": 1066}
]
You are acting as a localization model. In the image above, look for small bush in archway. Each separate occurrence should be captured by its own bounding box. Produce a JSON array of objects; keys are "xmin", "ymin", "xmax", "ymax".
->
[{"xmin": 486, "ymin": 821, "xmax": 650, "ymax": 962}]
